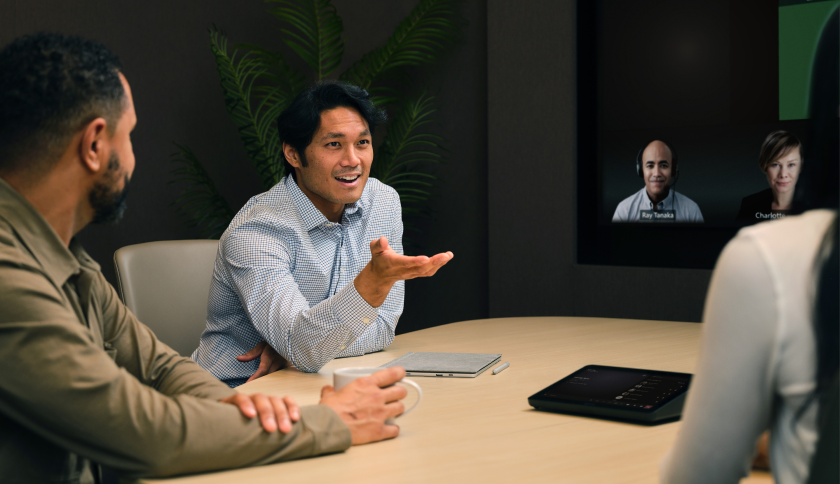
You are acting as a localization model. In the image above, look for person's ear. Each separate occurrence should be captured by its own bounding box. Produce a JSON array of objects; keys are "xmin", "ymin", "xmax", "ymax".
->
[
  {"xmin": 79, "ymin": 118, "xmax": 109, "ymax": 173},
  {"xmin": 283, "ymin": 143, "xmax": 303, "ymax": 169}
]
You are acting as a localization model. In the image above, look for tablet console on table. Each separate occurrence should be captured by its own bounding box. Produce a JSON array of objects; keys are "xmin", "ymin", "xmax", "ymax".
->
[{"xmin": 528, "ymin": 365, "xmax": 692, "ymax": 423}]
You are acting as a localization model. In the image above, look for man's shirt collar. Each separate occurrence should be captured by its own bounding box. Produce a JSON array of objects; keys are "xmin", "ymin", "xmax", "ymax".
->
[
  {"xmin": 644, "ymin": 187, "xmax": 675, "ymax": 209},
  {"xmin": 0, "ymin": 178, "xmax": 99, "ymax": 289},
  {"xmin": 285, "ymin": 176, "xmax": 368, "ymax": 231}
]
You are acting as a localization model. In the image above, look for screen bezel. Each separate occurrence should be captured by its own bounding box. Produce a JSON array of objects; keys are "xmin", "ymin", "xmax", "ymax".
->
[
  {"xmin": 575, "ymin": 2, "xmax": 745, "ymax": 270},
  {"xmin": 530, "ymin": 364, "xmax": 693, "ymax": 414}
]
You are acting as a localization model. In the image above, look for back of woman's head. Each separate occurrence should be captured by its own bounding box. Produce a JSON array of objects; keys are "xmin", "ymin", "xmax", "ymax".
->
[
  {"xmin": 814, "ymin": 218, "xmax": 838, "ymax": 407},
  {"xmin": 807, "ymin": 5, "xmax": 839, "ymax": 422},
  {"xmin": 793, "ymin": 7, "xmax": 839, "ymax": 214}
]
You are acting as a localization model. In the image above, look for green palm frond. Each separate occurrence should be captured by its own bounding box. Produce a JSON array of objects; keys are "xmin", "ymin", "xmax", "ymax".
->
[
  {"xmin": 340, "ymin": 0, "xmax": 460, "ymax": 101},
  {"xmin": 267, "ymin": 0, "xmax": 344, "ymax": 80},
  {"xmin": 168, "ymin": 144, "xmax": 235, "ymax": 239},
  {"xmin": 374, "ymin": 91, "xmax": 445, "ymax": 214},
  {"xmin": 237, "ymin": 43, "xmax": 306, "ymax": 99},
  {"xmin": 210, "ymin": 28, "xmax": 296, "ymax": 189}
]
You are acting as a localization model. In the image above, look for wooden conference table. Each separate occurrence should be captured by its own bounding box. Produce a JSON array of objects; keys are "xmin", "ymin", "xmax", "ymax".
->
[{"xmin": 142, "ymin": 317, "xmax": 773, "ymax": 484}]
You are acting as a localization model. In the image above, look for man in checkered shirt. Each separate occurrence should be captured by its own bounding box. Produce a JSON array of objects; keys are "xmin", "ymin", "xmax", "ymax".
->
[{"xmin": 193, "ymin": 81, "xmax": 453, "ymax": 385}]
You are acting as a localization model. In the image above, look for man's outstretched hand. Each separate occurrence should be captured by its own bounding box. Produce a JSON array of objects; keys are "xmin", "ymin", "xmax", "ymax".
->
[
  {"xmin": 354, "ymin": 237, "xmax": 453, "ymax": 307},
  {"xmin": 319, "ymin": 366, "xmax": 408, "ymax": 445},
  {"xmin": 238, "ymin": 341, "xmax": 288, "ymax": 383}
]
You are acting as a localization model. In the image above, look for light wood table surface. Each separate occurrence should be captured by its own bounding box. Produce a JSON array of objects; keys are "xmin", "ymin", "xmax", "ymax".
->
[{"xmin": 143, "ymin": 317, "xmax": 773, "ymax": 484}]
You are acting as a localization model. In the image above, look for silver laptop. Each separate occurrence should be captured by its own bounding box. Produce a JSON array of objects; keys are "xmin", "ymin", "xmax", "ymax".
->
[{"xmin": 380, "ymin": 352, "xmax": 502, "ymax": 378}]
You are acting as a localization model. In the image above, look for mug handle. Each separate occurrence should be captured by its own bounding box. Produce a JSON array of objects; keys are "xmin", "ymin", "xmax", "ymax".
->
[{"xmin": 396, "ymin": 378, "xmax": 423, "ymax": 416}]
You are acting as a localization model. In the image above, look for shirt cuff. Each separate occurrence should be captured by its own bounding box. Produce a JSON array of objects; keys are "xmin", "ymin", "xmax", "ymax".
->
[{"xmin": 330, "ymin": 281, "xmax": 380, "ymax": 339}]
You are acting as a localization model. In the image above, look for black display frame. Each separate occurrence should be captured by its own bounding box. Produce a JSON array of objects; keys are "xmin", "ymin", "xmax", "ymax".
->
[{"xmin": 575, "ymin": 2, "xmax": 743, "ymax": 270}]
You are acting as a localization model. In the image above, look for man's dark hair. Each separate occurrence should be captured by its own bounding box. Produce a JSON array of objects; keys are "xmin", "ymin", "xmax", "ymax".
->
[
  {"xmin": 277, "ymin": 80, "xmax": 386, "ymax": 179},
  {"xmin": 0, "ymin": 33, "xmax": 125, "ymax": 173}
]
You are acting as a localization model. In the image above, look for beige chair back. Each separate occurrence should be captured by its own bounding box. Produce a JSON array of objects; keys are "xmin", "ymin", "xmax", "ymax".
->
[{"xmin": 113, "ymin": 240, "xmax": 219, "ymax": 356}]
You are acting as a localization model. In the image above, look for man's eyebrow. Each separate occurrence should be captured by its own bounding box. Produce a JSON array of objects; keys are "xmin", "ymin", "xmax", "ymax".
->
[
  {"xmin": 319, "ymin": 132, "xmax": 346, "ymax": 142},
  {"xmin": 318, "ymin": 129, "xmax": 371, "ymax": 142}
]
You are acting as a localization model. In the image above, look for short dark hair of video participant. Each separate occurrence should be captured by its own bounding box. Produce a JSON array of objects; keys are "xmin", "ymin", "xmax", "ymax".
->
[
  {"xmin": 735, "ymin": 131, "xmax": 802, "ymax": 221},
  {"xmin": 612, "ymin": 140, "xmax": 705, "ymax": 223}
]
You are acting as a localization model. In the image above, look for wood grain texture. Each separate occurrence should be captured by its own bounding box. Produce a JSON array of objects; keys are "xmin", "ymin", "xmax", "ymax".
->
[{"xmin": 140, "ymin": 317, "xmax": 773, "ymax": 484}]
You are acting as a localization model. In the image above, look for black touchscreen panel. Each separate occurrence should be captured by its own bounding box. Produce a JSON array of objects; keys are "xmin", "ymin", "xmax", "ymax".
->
[{"xmin": 534, "ymin": 365, "xmax": 690, "ymax": 412}]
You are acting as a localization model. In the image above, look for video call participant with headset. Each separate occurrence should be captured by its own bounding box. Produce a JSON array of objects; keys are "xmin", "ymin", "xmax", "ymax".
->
[
  {"xmin": 611, "ymin": 140, "xmax": 704, "ymax": 223},
  {"xmin": 736, "ymin": 130, "xmax": 803, "ymax": 221},
  {"xmin": 662, "ymin": 7, "xmax": 838, "ymax": 483}
]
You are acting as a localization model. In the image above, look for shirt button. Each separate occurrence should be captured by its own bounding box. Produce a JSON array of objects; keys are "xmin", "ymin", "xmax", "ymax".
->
[
  {"xmin": 362, "ymin": 318, "xmax": 370, "ymax": 324},
  {"xmin": 340, "ymin": 345, "xmax": 346, "ymax": 350}
]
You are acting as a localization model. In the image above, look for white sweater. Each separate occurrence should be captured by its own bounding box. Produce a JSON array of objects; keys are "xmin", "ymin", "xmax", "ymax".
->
[{"xmin": 661, "ymin": 209, "xmax": 836, "ymax": 484}]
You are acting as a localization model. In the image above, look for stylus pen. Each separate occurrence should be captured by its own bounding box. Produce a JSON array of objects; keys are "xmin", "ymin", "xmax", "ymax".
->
[{"xmin": 492, "ymin": 362, "xmax": 510, "ymax": 375}]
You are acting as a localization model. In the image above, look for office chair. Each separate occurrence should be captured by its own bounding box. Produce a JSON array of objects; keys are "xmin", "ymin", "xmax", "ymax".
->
[{"xmin": 113, "ymin": 240, "xmax": 219, "ymax": 357}]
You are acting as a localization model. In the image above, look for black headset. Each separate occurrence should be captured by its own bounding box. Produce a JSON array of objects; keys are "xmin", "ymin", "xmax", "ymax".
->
[{"xmin": 636, "ymin": 140, "xmax": 679, "ymax": 188}]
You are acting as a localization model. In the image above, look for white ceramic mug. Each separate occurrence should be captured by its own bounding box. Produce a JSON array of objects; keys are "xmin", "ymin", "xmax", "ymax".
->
[{"xmin": 333, "ymin": 367, "xmax": 423, "ymax": 424}]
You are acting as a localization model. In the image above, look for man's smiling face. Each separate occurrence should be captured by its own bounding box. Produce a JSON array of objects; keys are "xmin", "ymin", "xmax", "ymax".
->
[
  {"xmin": 289, "ymin": 106, "xmax": 373, "ymax": 220},
  {"xmin": 641, "ymin": 140, "xmax": 673, "ymax": 203}
]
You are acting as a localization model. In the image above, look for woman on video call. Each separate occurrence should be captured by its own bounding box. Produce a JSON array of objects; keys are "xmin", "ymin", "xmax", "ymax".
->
[
  {"xmin": 736, "ymin": 130, "xmax": 803, "ymax": 220},
  {"xmin": 662, "ymin": 8, "xmax": 838, "ymax": 484}
]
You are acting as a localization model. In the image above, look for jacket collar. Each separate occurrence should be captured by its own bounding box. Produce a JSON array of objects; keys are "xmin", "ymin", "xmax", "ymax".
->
[{"xmin": 0, "ymin": 178, "xmax": 99, "ymax": 288}]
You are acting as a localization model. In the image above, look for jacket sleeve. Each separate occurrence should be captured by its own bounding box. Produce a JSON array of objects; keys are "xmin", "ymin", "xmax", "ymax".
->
[
  {"xmin": 94, "ymin": 266, "xmax": 237, "ymax": 401},
  {"xmin": 0, "ymin": 261, "xmax": 351, "ymax": 478}
]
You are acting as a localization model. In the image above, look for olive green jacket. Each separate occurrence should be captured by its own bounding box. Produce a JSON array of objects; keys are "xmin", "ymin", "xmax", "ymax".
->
[{"xmin": 0, "ymin": 178, "xmax": 351, "ymax": 483}]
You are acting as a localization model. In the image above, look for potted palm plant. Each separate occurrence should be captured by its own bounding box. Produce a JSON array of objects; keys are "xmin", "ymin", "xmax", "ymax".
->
[{"xmin": 170, "ymin": 0, "xmax": 463, "ymax": 243}]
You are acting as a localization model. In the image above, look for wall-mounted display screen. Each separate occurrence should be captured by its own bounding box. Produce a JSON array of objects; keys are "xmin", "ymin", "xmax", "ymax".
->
[{"xmin": 577, "ymin": 0, "xmax": 839, "ymax": 269}]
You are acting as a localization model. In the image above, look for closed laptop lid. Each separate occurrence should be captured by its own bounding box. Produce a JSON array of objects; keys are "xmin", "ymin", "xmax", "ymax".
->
[{"xmin": 381, "ymin": 352, "xmax": 501, "ymax": 374}]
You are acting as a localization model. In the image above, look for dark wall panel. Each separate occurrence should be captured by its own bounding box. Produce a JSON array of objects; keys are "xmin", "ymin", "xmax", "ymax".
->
[
  {"xmin": 397, "ymin": 0, "xmax": 490, "ymax": 333},
  {"xmin": 487, "ymin": 0, "xmax": 578, "ymax": 318},
  {"xmin": 488, "ymin": 0, "xmax": 712, "ymax": 323},
  {"xmin": 572, "ymin": 265, "xmax": 710, "ymax": 322},
  {"xmin": 2, "ymin": 0, "xmax": 488, "ymax": 333},
  {"xmin": 0, "ymin": 3, "xmax": 13, "ymax": 38}
]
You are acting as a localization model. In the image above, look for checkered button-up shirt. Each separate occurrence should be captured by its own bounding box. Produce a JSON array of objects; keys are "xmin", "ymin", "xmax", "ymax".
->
[{"xmin": 192, "ymin": 176, "xmax": 404, "ymax": 384}]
